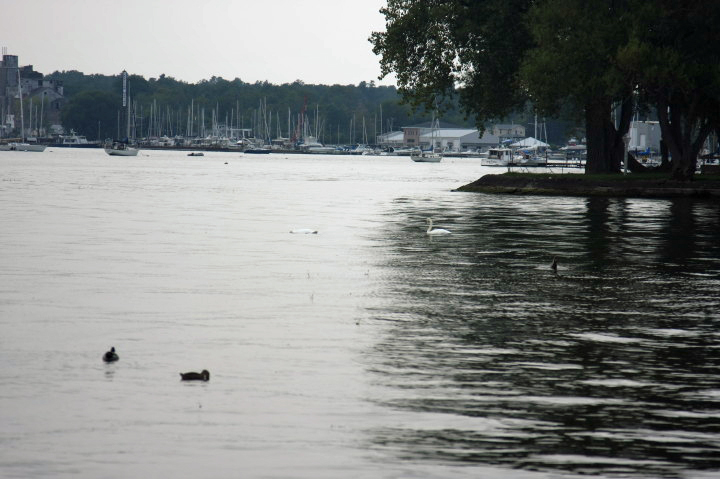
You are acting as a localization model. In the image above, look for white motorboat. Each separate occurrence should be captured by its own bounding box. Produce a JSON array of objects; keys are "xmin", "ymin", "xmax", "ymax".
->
[
  {"xmin": 10, "ymin": 142, "xmax": 47, "ymax": 152},
  {"xmin": 481, "ymin": 148, "xmax": 513, "ymax": 166},
  {"xmin": 514, "ymin": 146, "xmax": 548, "ymax": 166},
  {"xmin": 55, "ymin": 130, "xmax": 99, "ymax": 148}
]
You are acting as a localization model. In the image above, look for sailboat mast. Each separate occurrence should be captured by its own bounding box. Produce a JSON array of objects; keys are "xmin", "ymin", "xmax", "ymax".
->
[
  {"xmin": 17, "ymin": 69, "xmax": 24, "ymax": 140},
  {"xmin": 122, "ymin": 70, "xmax": 131, "ymax": 139}
]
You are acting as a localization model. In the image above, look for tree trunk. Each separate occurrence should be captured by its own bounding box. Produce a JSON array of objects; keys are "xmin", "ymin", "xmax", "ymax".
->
[
  {"xmin": 584, "ymin": 97, "xmax": 632, "ymax": 174},
  {"xmin": 660, "ymin": 140, "xmax": 670, "ymax": 169},
  {"xmin": 656, "ymin": 95, "xmax": 713, "ymax": 181},
  {"xmin": 584, "ymin": 99, "xmax": 613, "ymax": 174}
]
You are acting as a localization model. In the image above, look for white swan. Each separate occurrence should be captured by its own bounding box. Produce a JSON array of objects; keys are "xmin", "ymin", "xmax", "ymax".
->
[
  {"xmin": 426, "ymin": 218, "xmax": 451, "ymax": 235},
  {"xmin": 290, "ymin": 228, "xmax": 318, "ymax": 234}
]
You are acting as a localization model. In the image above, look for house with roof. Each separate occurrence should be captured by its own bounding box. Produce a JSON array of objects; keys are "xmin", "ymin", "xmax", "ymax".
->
[{"xmin": 492, "ymin": 124, "xmax": 526, "ymax": 143}]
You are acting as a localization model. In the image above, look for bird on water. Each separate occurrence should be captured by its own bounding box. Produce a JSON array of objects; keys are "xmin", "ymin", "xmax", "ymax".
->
[
  {"xmin": 426, "ymin": 218, "xmax": 451, "ymax": 235},
  {"xmin": 103, "ymin": 347, "xmax": 119, "ymax": 363},
  {"xmin": 180, "ymin": 370, "xmax": 210, "ymax": 381},
  {"xmin": 550, "ymin": 257, "xmax": 558, "ymax": 271}
]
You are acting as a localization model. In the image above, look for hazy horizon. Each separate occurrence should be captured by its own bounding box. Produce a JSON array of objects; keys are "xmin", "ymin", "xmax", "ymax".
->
[{"xmin": 1, "ymin": 0, "xmax": 395, "ymax": 87}]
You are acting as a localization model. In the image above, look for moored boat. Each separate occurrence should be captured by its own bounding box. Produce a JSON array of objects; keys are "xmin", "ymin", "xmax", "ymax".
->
[
  {"xmin": 11, "ymin": 142, "xmax": 47, "ymax": 152},
  {"xmin": 105, "ymin": 71, "xmax": 140, "ymax": 157},
  {"xmin": 411, "ymin": 116, "xmax": 442, "ymax": 162},
  {"xmin": 104, "ymin": 141, "xmax": 139, "ymax": 156},
  {"xmin": 481, "ymin": 147, "xmax": 513, "ymax": 166},
  {"xmin": 244, "ymin": 147, "xmax": 272, "ymax": 154},
  {"xmin": 50, "ymin": 130, "xmax": 100, "ymax": 148},
  {"xmin": 411, "ymin": 150, "xmax": 442, "ymax": 162}
]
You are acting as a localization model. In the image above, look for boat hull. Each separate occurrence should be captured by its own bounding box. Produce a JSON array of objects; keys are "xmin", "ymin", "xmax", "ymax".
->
[
  {"xmin": 411, "ymin": 154, "xmax": 442, "ymax": 163},
  {"xmin": 10, "ymin": 143, "xmax": 47, "ymax": 152},
  {"xmin": 104, "ymin": 147, "xmax": 139, "ymax": 156}
]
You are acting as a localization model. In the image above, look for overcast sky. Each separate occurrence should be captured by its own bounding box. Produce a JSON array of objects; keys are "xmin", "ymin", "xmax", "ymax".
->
[{"xmin": 1, "ymin": 0, "xmax": 394, "ymax": 86}]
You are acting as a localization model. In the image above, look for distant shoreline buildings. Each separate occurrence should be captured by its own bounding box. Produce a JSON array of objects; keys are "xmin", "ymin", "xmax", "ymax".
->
[
  {"xmin": 0, "ymin": 49, "xmax": 663, "ymax": 155},
  {"xmin": 0, "ymin": 48, "xmax": 66, "ymax": 138}
]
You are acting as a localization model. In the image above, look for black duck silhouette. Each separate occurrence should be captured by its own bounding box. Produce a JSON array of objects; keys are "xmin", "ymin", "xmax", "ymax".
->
[
  {"xmin": 180, "ymin": 370, "xmax": 210, "ymax": 381},
  {"xmin": 103, "ymin": 347, "xmax": 119, "ymax": 362}
]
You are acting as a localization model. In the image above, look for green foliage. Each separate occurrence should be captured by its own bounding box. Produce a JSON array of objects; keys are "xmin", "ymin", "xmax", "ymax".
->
[
  {"xmin": 50, "ymin": 71, "xmax": 476, "ymax": 143},
  {"xmin": 60, "ymin": 90, "xmax": 118, "ymax": 141},
  {"xmin": 520, "ymin": 0, "xmax": 632, "ymax": 115},
  {"xmin": 370, "ymin": 0, "xmax": 533, "ymax": 131},
  {"xmin": 618, "ymin": 0, "xmax": 720, "ymax": 179}
]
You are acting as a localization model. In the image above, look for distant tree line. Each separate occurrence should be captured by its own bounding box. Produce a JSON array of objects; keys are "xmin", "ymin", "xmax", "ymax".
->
[
  {"xmin": 371, "ymin": 0, "xmax": 720, "ymax": 180},
  {"xmin": 49, "ymin": 70, "xmax": 581, "ymax": 146},
  {"xmin": 48, "ymin": 71, "xmax": 469, "ymax": 145}
]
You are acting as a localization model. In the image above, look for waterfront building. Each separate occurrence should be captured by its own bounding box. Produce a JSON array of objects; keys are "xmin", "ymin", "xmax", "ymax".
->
[
  {"xmin": 395, "ymin": 121, "xmax": 502, "ymax": 153},
  {"xmin": 628, "ymin": 120, "xmax": 661, "ymax": 154},
  {"xmin": 492, "ymin": 123, "xmax": 526, "ymax": 143},
  {"xmin": 0, "ymin": 49, "xmax": 65, "ymax": 138}
]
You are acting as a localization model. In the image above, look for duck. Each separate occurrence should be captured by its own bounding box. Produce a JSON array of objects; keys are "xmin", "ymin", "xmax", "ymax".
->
[
  {"xmin": 550, "ymin": 256, "xmax": 558, "ymax": 271},
  {"xmin": 180, "ymin": 370, "xmax": 210, "ymax": 381},
  {"xmin": 103, "ymin": 347, "xmax": 119, "ymax": 363},
  {"xmin": 426, "ymin": 218, "xmax": 451, "ymax": 235}
]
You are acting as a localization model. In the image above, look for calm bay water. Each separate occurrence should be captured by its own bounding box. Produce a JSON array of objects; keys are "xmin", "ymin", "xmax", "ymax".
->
[{"xmin": 1, "ymin": 148, "xmax": 719, "ymax": 478}]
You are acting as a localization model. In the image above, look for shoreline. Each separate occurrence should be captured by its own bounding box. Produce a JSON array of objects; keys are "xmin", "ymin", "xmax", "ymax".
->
[{"xmin": 454, "ymin": 173, "xmax": 720, "ymax": 199}]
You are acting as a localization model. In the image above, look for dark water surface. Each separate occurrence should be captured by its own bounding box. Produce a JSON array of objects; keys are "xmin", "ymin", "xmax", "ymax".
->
[
  {"xmin": 366, "ymin": 195, "xmax": 720, "ymax": 477},
  {"xmin": 1, "ymin": 149, "xmax": 719, "ymax": 478}
]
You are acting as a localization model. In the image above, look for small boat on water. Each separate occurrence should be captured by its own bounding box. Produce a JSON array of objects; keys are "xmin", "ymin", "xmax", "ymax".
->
[
  {"xmin": 105, "ymin": 71, "xmax": 140, "ymax": 157},
  {"xmin": 244, "ymin": 147, "xmax": 271, "ymax": 154},
  {"xmin": 411, "ymin": 116, "xmax": 442, "ymax": 162},
  {"xmin": 104, "ymin": 141, "xmax": 139, "ymax": 156},
  {"xmin": 411, "ymin": 150, "xmax": 442, "ymax": 162},
  {"xmin": 187, "ymin": 152, "xmax": 204, "ymax": 156},
  {"xmin": 50, "ymin": 130, "xmax": 100, "ymax": 148},
  {"xmin": 481, "ymin": 147, "xmax": 513, "ymax": 166},
  {"xmin": 3, "ymin": 142, "xmax": 47, "ymax": 152},
  {"xmin": 4, "ymin": 69, "xmax": 47, "ymax": 153},
  {"xmin": 514, "ymin": 146, "xmax": 548, "ymax": 166}
]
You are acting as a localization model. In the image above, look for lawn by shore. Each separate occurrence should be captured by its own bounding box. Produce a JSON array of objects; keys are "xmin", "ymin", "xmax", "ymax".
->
[{"xmin": 454, "ymin": 172, "xmax": 720, "ymax": 198}]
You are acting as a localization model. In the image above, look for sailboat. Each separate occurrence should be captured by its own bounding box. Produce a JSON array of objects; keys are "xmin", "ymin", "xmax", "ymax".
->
[
  {"xmin": 105, "ymin": 70, "xmax": 139, "ymax": 157},
  {"xmin": 10, "ymin": 68, "xmax": 46, "ymax": 152},
  {"xmin": 411, "ymin": 117, "xmax": 442, "ymax": 162}
]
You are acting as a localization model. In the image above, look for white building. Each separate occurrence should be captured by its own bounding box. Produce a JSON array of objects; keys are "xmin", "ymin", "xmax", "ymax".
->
[
  {"xmin": 395, "ymin": 121, "xmax": 502, "ymax": 152},
  {"xmin": 419, "ymin": 128, "xmax": 500, "ymax": 152},
  {"xmin": 376, "ymin": 130, "xmax": 404, "ymax": 148},
  {"xmin": 628, "ymin": 121, "xmax": 661, "ymax": 153}
]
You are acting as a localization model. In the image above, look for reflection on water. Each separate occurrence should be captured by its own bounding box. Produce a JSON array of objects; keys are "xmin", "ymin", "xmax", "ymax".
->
[{"xmin": 367, "ymin": 195, "xmax": 720, "ymax": 477}]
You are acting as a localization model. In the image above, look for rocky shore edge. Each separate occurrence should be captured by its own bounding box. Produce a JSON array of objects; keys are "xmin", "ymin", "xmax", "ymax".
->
[{"xmin": 454, "ymin": 173, "xmax": 720, "ymax": 199}]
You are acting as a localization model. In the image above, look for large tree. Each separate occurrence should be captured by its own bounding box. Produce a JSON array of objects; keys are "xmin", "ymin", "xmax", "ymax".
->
[
  {"xmin": 370, "ymin": 0, "xmax": 533, "ymax": 128},
  {"xmin": 618, "ymin": 0, "xmax": 720, "ymax": 180},
  {"xmin": 520, "ymin": 0, "xmax": 635, "ymax": 174},
  {"xmin": 60, "ymin": 90, "xmax": 119, "ymax": 141},
  {"xmin": 371, "ymin": 0, "xmax": 636, "ymax": 174}
]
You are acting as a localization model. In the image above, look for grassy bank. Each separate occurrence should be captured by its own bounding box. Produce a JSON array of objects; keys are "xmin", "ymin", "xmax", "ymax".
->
[{"xmin": 454, "ymin": 172, "xmax": 720, "ymax": 198}]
